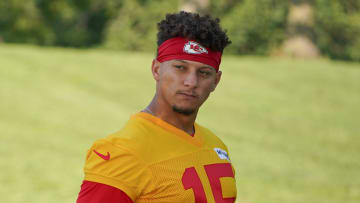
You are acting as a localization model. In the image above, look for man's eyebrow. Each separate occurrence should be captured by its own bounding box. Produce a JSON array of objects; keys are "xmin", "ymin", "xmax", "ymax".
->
[
  {"xmin": 175, "ymin": 60, "xmax": 213, "ymax": 68},
  {"xmin": 174, "ymin": 59, "xmax": 188, "ymax": 64},
  {"xmin": 174, "ymin": 60, "xmax": 214, "ymax": 71},
  {"xmin": 200, "ymin": 66, "xmax": 214, "ymax": 71}
]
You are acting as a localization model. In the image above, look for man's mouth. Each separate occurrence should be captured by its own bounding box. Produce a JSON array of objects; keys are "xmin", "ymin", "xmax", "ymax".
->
[{"xmin": 177, "ymin": 91, "xmax": 198, "ymax": 98}]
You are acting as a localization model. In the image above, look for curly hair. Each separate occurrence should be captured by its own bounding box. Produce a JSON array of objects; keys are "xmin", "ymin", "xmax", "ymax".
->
[{"xmin": 157, "ymin": 11, "xmax": 231, "ymax": 52}]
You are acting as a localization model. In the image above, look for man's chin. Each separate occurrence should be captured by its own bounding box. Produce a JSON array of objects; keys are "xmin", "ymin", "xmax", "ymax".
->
[{"xmin": 172, "ymin": 105, "xmax": 196, "ymax": 116}]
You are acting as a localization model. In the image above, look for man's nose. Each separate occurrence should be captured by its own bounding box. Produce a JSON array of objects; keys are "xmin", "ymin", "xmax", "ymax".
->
[{"xmin": 183, "ymin": 71, "xmax": 198, "ymax": 88}]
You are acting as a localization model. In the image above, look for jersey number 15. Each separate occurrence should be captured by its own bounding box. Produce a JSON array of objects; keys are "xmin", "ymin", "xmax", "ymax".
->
[{"xmin": 182, "ymin": 163, "xmax": 235, "ymax": 203}]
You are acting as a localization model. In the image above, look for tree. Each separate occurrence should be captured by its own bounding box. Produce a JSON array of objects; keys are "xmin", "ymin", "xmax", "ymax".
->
[
  {"xmin": 0, "ymin": 0, "xmax": 54, "ymax": 45},
  {"xmin": 221, "ymin": 0, "xmax": 288, "ymax": 55},
  {"xmin": 104, "ymin": 0, "xmax": 179, "ymax": 51},
  {"xmin": 36, "ymin": 0, "xmax": 123, "ymax": 47},
  {"xmin": 313, "ymin": 0, "xmax": 360, "ymax": 61}
]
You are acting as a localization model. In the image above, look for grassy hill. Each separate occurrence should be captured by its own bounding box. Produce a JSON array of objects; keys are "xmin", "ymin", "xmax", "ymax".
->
[{"xmin": 1, "ymin": 44, "xmax": 359, "ymax": 203}]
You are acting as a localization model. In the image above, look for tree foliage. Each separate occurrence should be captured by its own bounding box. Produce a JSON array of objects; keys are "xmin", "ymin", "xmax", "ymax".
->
[
  {"xmin": 0, "ymin": 0, "xmax": 54, "ymax": 44},
  {"xmin": 104, "ymin": 0, "xmax": 179, "ymax": 51},
  {"xmin": 219, "ymin": 0, "xmax": 289, "ymax": 55},
  {"xmin": 0, "ymin": 0, "xmax": 360, "ymax": 62},
  {"xmin": 0, "ymin": 0, "xmax": 123, "ymax": 47},
  {"xmin": 314, "ymin": 0, "xmax": 360, "ymax": 61}
]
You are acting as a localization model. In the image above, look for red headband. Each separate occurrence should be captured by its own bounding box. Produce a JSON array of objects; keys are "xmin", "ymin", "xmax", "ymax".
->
[{"xmin": 156, "ymin": 37, "xmax": 222, "ymax": 72}]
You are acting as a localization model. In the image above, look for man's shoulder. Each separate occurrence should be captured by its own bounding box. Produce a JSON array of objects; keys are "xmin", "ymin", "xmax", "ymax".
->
[
  {"xmin": 196, "ymin": 123, "xmax": 228, "ymax": 149},
  {"xmin": 91, "ymin": 112, "xmax": 172, "ymax": 161},
  {"xmin": 101, "ymin": 113, "xmax": 153, "ymax": 153}
]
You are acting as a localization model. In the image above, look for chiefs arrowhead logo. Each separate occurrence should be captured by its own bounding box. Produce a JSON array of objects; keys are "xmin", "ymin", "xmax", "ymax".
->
[{"xmin": 184, "ymin": 41, "xmax": 208, "ymax": 54}]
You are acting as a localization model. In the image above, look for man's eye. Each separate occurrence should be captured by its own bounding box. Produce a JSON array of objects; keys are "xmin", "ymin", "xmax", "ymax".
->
[
  {"xmin": 174, "ymin": 65, "xmax": 185, "ymax": 69},
  {"xmin": 199, "ymin": 70, "xmax": 211, "ymax": 76}
]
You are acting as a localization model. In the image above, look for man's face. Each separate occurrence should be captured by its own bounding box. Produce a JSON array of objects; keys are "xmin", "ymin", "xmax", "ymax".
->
[{"xmin": 152, "ymin": 59, "xmax": 222, "ymax": 115}]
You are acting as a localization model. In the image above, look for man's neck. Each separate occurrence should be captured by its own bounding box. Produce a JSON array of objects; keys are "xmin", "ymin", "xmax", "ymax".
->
[{"xmin": 143, "ymin": 97, "xmax": 197, "ymax": 135}]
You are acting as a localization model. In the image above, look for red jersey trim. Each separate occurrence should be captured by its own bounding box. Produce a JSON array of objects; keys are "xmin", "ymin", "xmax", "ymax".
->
[
  {"xmin": 84, "ymin": 173, "xmax": 137, "ymax": 201},
  {"xmin": 77, "ymin": 180, "xmax": 133, "ymax": 203}
]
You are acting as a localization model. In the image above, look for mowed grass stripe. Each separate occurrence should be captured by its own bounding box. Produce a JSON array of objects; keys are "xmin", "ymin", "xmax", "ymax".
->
[{"xmin": 0, "ymin": 44, "xmax": 359, "ymax": 203}]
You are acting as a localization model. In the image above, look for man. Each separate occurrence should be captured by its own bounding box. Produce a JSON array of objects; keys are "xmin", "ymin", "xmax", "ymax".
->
[{"xmin": 77, "ymin": 11, "xmax": 236, "ymax": 203}]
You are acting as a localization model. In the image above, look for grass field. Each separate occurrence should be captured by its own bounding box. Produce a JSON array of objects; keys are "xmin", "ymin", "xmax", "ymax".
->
[{"xmin": 1, "ymin": 43, "xmax": 360, "ymax": 203}]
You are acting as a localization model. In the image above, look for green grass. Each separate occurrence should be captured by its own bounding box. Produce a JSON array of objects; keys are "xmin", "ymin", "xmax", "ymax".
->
[{"xmin": 1, "ymin": 44, "xmax": 359, "ymax": 203}]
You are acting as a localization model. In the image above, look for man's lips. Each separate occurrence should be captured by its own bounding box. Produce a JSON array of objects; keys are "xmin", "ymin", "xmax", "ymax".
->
[{"xmin": 176, "ymin": 91, "xmax": 198, "ymax": 98}]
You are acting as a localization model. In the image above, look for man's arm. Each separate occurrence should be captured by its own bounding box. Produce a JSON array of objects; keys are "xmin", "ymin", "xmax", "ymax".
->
[{"xmin": 77, "ymin": 180, "xmax": 133, "ymax": 203}]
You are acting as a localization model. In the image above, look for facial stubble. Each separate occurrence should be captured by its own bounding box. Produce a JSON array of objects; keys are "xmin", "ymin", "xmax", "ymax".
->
[{"xmin": 172, "ymin": 105, "xmax": 195, "ymax": 116}]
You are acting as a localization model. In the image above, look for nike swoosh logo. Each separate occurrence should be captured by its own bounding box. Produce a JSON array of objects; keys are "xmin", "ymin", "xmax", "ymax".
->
[{"xmin": 93, "ymin": 150, "xmax": 110, "ymax": 160}]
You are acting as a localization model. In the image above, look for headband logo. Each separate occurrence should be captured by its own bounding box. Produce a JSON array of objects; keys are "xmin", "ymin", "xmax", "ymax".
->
[{"xmin": 184, "ymin": 41, "xmax": 208, "ymax": 54}]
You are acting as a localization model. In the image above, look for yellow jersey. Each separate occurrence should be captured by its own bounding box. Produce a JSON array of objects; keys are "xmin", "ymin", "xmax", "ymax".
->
[{"xmin": 83, "ymin": 112, "xmax": 237, "ymax": 203}]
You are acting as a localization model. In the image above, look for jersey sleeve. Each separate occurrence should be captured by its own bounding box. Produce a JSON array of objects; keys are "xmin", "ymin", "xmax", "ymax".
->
[
  {"xmin": 83, "ymin": 139, "xmax": 152, "ymax": 201},
  {"xmin": 77, "ymin": 180, "xmax": 133, "ymax": 203}
]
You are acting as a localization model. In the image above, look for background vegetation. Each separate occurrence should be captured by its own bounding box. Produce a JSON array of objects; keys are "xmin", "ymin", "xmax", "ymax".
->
[{"xmin": 1, "ymin": 0, "xmax": 360, "ymax": 61}]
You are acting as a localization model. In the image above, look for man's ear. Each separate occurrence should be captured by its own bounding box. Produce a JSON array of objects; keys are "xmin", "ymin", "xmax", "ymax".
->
[
  {"xmin": 211, "ymin": 70, "xmax": 222, "ymax": 92},
  {"xmin": 151, "ymin": 59, "xmax": 161, "ymax": 81}
]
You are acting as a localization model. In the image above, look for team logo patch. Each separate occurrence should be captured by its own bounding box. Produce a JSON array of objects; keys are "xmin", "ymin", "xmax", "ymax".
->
[
  {"xmin": 184, "ymin": 41, "xmax": 208, "ymax": 54},
  {"xmin": 214, "ymin": 148, "xmax": 230, "ymax": 162}
]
